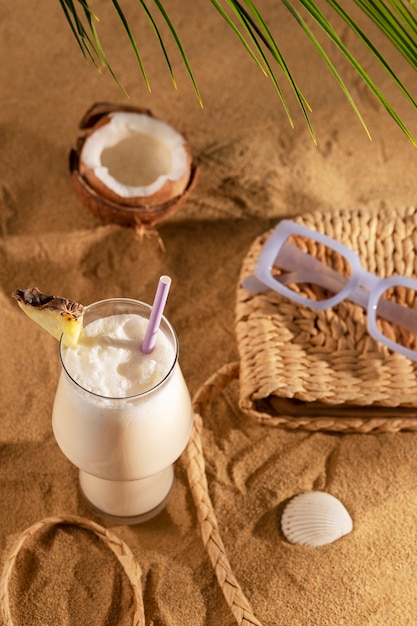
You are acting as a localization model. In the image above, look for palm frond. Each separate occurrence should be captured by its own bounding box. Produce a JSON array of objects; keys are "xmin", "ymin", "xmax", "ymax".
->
[
  {"xmin": 81, "ymin": 0, "xmax": 128, "ymax": 93},
  {"xmin": 224, "ymin": 0, "xmax": 316, "ymax": 141},
  {"xmin": 111, "ymin": 0, "xmax": 151, "ymax": 90},
  {"xmin": 59, "ymin": 0, "xmax": 417, "ymax": 144},
  {"xmin": 209, "ymin": 0, "xmax": 269, "ymax": 76},
  {"xmin": 153, "ymin": 0, "xmax": 203, "ymax": 106},
  {"xmin": 282, "ymin": 0, "xmax": 372, "ymax": 140},
  {"xmin": 322, "ymin": 0, "xmax": 417, "ymax": 143},
  {"xmin": 59, "ymin": 0, "xmax": 100, "ymax": 65}
]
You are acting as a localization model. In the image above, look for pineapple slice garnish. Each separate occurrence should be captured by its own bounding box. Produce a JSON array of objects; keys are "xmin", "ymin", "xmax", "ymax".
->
[{"xmin": 12, "ymin": 287, "xmax": 85, "ymax": 348}]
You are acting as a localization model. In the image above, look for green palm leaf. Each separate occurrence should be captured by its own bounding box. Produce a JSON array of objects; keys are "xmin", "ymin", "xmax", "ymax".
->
[
  {"xmin": 224, "ymin": 0, "xmax": 316, "ymax": 140},
  {"xmin": 153, "ymin": 0, "xmax": 203, "ymax": 106},
  {"xmin": 282, "ymin": 0, "xmax": 372, "ymax": 140},
  {"xmin": 59, "ymin": 0, "xmax": 99, "ymax": 65},
  {"xmin": 59, "ymin": 0, "xmax": 417, "ymax": 144}
]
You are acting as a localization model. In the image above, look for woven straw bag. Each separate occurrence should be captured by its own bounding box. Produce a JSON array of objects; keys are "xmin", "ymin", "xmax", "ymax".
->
[{"xmin": 236, "ymin": 206, "xmax": 417, "ymax": 433}]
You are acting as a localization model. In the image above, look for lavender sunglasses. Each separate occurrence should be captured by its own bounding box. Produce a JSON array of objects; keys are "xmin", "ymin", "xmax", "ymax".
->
[{"xmin": 243, "ymin": 219, "xmax": 417, "ymax": 361}]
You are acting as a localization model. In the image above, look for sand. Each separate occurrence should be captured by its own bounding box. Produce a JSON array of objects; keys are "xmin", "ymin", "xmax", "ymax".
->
[{"xmin": 2, "ymin": 1, "xmax": 417, "ymax": 624}]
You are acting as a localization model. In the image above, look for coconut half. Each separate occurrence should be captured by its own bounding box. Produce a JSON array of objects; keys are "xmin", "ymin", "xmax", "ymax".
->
[{"xmin": 70, "ymin": 102, "xmax": 198, "ymax": 232}]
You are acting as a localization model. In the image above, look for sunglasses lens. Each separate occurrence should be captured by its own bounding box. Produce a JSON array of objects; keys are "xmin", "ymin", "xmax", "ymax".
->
[
  {"xmin": 272, "ymin": 234, "xmax": 352, "ymax": 302},
  {"xmin": 375, "ymin": 285, "xmax": 417, "ymax": 353}
]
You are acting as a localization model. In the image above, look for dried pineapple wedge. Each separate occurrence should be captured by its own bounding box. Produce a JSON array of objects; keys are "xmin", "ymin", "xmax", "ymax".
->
[{"xmin": 12, "ymin": 287, "xmax": 85, "ymax": 348}]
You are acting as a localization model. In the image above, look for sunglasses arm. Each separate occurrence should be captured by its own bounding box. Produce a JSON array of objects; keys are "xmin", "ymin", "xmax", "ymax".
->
[{"xmin": 368, "ymin": 289, "xmax": 417, "ymax": 335}]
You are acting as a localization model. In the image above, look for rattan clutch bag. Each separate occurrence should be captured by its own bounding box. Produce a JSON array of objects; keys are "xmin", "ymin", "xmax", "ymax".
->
[{"xmin": 235, "ymin": 206, "xmax": 417, "ymax": 433}]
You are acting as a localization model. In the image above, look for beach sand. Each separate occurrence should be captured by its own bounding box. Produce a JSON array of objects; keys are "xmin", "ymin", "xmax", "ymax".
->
[{"xmin": 2, "ymin": 1, "xmax": 417, "ymax": 624}]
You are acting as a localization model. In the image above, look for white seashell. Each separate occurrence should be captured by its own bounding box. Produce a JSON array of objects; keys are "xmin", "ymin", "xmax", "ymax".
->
[{"xmin": 281, "ymin": 491, "xmax": 353, "ymax": 547}]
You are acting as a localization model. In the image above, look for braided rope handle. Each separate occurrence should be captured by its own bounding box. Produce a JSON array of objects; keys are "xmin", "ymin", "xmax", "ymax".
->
[
  {"xmin": 1, "ymin": 363, "xmax": 261, "ymax": 626},
  {"xmin": 187, "ymin": 361, "xmax": 263, "ymax": 626},
  {"xmin": 0, "ymin": 514, "xmax": 145, "ymax": 626}
]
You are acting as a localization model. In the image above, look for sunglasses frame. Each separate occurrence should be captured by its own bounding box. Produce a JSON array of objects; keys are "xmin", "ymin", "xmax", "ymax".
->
[{"xmin": 243, "ymin": 219, "xmax": 417, "ymax": 361}]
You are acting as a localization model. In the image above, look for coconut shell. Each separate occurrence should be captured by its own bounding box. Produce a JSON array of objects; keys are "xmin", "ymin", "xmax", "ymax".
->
[
  {"xmin": 69, "ymin": 102, "xmax": 199, "ymax": 230},
  {"xmin": 70, "ymin": 148, "xmax": 199, "ymax": 229},
  {"xmin": 78, "ymin": 130, "xmax": 193, "ymax": 209},
  {"xmin": 78, "ymin": 102, "xmax": 153, "ymax": 130}
]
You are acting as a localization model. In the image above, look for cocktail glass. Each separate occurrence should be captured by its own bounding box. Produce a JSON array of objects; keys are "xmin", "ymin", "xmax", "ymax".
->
[{"xmin": 52, "ymin": 298, "xmax": 194, "ymax": 524}]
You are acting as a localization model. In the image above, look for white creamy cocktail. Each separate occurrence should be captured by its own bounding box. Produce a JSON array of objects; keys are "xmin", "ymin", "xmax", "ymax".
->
[{"xmin": 52, "ymin": 298, "xmax": 194, "ymax": 524}]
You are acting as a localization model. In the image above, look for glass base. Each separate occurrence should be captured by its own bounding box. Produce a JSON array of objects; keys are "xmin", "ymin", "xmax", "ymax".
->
[{"xmin": 79, "ymin": 465, "xmax": 174, "ymax": 525}]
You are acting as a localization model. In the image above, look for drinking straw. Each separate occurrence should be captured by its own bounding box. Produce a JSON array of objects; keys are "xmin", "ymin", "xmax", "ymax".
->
[{"xmin": 141, "ymin": 275, "xmax": 172, "ymax": 354}]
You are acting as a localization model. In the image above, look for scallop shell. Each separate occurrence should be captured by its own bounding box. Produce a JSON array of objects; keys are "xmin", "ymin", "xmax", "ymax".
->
[{"xmin": 281, "ymin": 491, "xmax": 353, "ymax": 547}]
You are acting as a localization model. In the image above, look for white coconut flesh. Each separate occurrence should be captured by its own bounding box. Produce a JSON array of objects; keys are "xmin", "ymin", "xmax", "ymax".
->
[{"xmin": 80, "ymin": 112, "xmax": 190, "ymax": 199}]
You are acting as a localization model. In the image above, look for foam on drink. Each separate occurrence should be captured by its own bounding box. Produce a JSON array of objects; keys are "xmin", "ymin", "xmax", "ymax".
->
[{"xmin": 62, "ymin": 313, "xmax": 175, "ymax": 397}]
